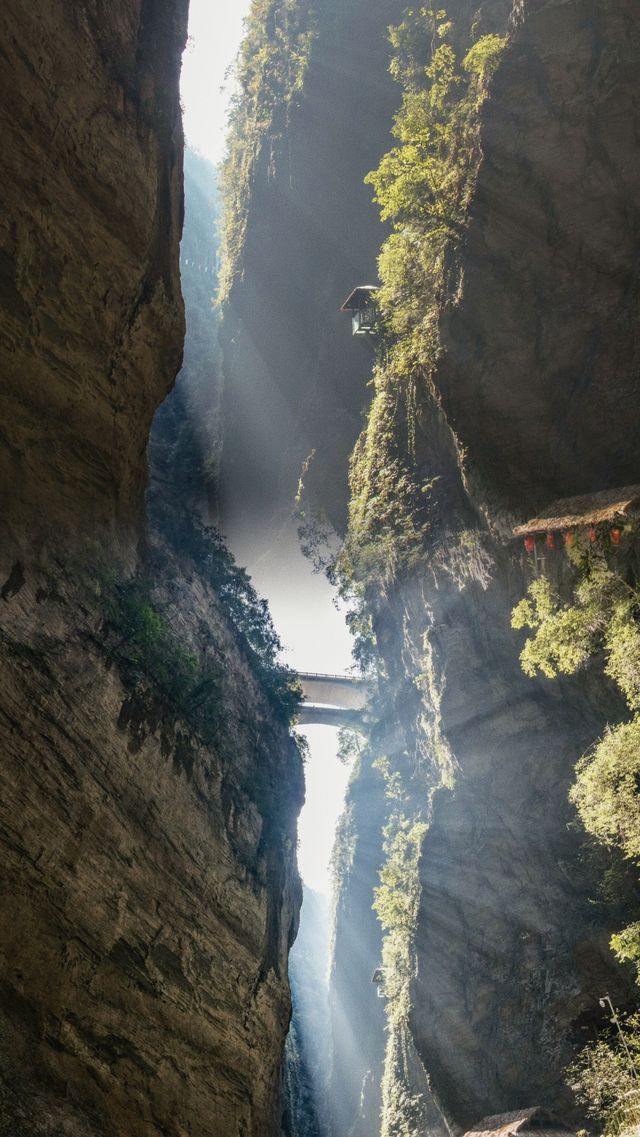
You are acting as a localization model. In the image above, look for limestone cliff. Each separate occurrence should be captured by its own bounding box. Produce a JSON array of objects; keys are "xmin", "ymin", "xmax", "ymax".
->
[
  {"xmin": 220, "ymin": 2, "xmax": 640, "ymax": 1136},
  {"xmin": 0, "ymin": 0, "xmax": 187, "ymax": 556},
  {"xmin": 0, "ymin": 545, "xmax": 302, "ymax": 1137},
  {"xmin": 219, "ymin": 0, "xmax": 407, "ymax": 548},
  {"xmin": 0, "ymin": 4, "xmax": 305, "ymax": 1135}
]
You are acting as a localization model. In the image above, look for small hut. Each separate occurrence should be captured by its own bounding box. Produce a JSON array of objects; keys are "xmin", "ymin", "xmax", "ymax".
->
[
  {"xmin": 371, "ymin": 967, "xmax": 386, "ymax": 998},
  {"xmin": 341, "ymin": 285, "xmax": 379, "ymax": 337},
  {"xmin": 462, "ymin": 1106, "xmax": 577, "ymax": 1137},
  {"xmin": 513, "ymin": 484, "xmax": 640, "ymax": 554}
]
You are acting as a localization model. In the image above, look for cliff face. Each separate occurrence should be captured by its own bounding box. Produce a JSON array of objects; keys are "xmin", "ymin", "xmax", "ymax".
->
[
  {"xmin": 222, "ymin": 2, "xmax": 640, "ymax": 1136},
  {"xmin": 0, "ymin": 5, "xmax": 305, "ymax": 1135},
  {"xmin": 0, "ymin": 0, "xmax": 187, "ymax": 555},
  {"xmin": 371, "ymin": 565, "xmax": 636, "ymax": 1133},
  {"xmin": 220, "ymin": 0, "xmax": 406, "ymax": 548},
  {"xmin": 439, "ymin": 0, "xmax": 640, "ymax": 518},
  {"xmin": 0, "ymin": 550, "xmax": 302, "ymax": 1137},
  {"xmin": 400, "ymin": 3, "xmax": 640, "ymax": 1123}
]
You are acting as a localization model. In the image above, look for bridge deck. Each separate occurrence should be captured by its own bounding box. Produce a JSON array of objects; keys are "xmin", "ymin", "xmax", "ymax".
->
[{"xmin": 298, "ymin": 673, "xmax": 368, "ymax": 712}]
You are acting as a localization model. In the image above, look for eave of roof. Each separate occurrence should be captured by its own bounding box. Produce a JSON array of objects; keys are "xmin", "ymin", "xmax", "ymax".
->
[
  {"xmin": 513, "ymin": 484, "xmax": 640, "ymax": 536},
  {"xmin": 340, "ymin": 285, "xmax": 378, "ymax": 311},
  {"xmin": 462, "ymin": 1107, "xmax": 574, "ymax": 1137}
]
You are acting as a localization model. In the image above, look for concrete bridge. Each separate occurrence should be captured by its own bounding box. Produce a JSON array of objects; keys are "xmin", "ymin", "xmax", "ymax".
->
[{"xmin": 296, "ymin": 672, "xmax": 368, "ymax": 729}]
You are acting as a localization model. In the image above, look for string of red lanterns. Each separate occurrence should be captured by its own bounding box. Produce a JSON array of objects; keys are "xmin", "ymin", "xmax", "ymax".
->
[{"xmin": 522, "ymin": 526, "xmax": 624, "ymax": 553}]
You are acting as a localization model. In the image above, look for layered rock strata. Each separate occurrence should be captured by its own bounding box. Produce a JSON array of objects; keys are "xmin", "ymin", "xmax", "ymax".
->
[
  {"xmin": 0, "ymin": 552, "xmax": 302, "ymax": 1137},
  {"xmin": 221, "ymin": 1, "xmax": 640, "ymax": 1134},
  {"xmin": 0, "ymin": 0, "xmax": 187, "ymax": 554},
  {"xmin": 0, "ymin": 4, "xmax": 304, "ymax": 1135}
]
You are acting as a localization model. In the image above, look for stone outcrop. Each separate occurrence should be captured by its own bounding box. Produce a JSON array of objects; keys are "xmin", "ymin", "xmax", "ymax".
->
[
  {"xmin": 220, "ymin": 0, "xmax": 407, "ymax": 549},
  {"xmin": 222, "ymin": 2, "xmax": 640, "ymax": 1135},
  {"xmin": 0, "ymin": 550, "xmax": 302, "ymax": 1137},
  {"xmin": 0, "ymin": 5, "xmax": 305, "ymax": 1135},
  {"xmin": 0, "ymin": 0, "xmax": 187, "ymax": 555}
]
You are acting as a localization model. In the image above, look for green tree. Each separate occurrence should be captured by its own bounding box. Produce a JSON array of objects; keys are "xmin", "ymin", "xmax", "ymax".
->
[{"xmin": 511, "ymin": 545, "xmax": 640, "ymax": 1119}]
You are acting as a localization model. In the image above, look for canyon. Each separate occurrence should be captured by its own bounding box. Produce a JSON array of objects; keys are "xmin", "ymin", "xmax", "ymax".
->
[{"xmin": 1, "ymin": 2, "xmax": 640, "ymax": 1137}]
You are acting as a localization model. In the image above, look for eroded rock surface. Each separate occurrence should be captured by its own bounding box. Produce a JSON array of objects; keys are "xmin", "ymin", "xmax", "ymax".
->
[
  {"xmin": 0, "ymin": 554, "xmax": 302, "ymax": 1137},
  {"xmin": 0, "ymin": 5, "xmax": 304, "ymax": 1134},
  {"xmin": 222, "ymin": 2, "xmax": 640, "ymax": 1134},
  {"xmin": 0, "ymin": 1, "xmax": 187, "ymax": 553}
]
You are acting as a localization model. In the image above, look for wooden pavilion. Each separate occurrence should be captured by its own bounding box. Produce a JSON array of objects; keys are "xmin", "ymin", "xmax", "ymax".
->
[
  {"xmin": 340, "ymin": 285, "xmax": 379, "ymax": 337},
  {"xmin": 513, "ymin": 484, "xmax": 640, "ymax": 553}
]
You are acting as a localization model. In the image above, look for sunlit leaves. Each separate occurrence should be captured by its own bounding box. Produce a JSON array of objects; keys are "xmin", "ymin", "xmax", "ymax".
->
[
  {"xmin": 511, "ymin": 565, "xmax": 640, "ymax": 707},
  {"xmin": 571, "ymin": 721, "xmax": 640, "ymax": 861},
  {"xmin": 568, "ymin": 1023, "xmax": 640, "ymax": 1120}
]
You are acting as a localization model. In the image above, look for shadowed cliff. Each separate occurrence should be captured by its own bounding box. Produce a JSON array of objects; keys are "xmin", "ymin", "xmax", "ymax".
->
[
  {"xmin": 219, "ymin": 2, "xmax": 640, "ymax": 1136},
  {"xmin": 0, "ymin": 6, "xmax": 305, "ymax": 1136}
]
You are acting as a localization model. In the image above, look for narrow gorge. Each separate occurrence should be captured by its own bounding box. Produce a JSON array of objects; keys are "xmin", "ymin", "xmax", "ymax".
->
[{"xmin": 1, "ymin": 3, "xmax": 640, "ymax": 1137}]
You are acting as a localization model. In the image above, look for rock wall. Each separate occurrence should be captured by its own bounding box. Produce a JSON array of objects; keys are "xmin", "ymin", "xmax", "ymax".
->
[
  {"xmin": 0, "ymin": 5, "xmax": 305, "ymax": 1135},
  {"xmin": 0, "ymin": 0, "xmax": 187, "ymax": 556},
  {"xmin": 385, "ymin": 566, "xmax": 636, "ymax": 1132},
  {"xmin": 220, "ymin": 0, "xmax": 406, "ymax": 550},
  {"xmin": 0, "ymin": 550, "xmax": 302, "ymax": 1137},
  {"xmin": 439, "ymin": 0, "xmax": 640, "ymax": 518},
  {"xmin": 222, "ymin": 1, "xmax": 640, "ymax": 1135}
]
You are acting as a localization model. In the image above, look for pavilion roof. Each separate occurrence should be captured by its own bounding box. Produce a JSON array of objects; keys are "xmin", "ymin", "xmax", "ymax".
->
[
  {"xmin": 513, "ymin": 485, "xmax": 640, "ymax": 536},
  {"xmin": 340, "ymin": 285, "xmax": 378, "ymax": 311},
  {"xmin": 462, "ymin": 1107, "xmax": 575, "ymax": 1137}
]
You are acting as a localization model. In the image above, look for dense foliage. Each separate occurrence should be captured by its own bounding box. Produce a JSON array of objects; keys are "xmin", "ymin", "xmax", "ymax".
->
[
  {"xmin": 511, "ymin": 539, "xmax": 640, "ymax": 1120},
  {"xmin": 149, "ymin": 512, "xmax": 302, "ymax": 723},
  {"xmin": 340, "ymin": 8, "xmax": 506, "ymax": 589},
  {"xmin": 512, "ymin": 562, "xmax": 640, "ymax": 705},
  {"xmin": 101, "ymin": 572, "xmax": 225, "ymax": 746},
  {"xmin": 366, "ymin": 10, "xmax": 506, "ymax": 377}
]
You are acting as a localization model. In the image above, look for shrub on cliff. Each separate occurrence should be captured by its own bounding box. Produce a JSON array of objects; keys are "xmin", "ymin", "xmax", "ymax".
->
[
  {"xmin": 511, "ymin": 565, "xmax": 640, "ymax": 703},
  {"xmin": 365, "ymin": 8, "xmax": 506, "ymax": 377},
  {"xmin": 571, "ymin": 721, "xmax": 640, "ymax": 862},
  {"xmin": 341, "ymin": 8, "xmax": 507, "ymax": 588},
  {"xmin": 568, "ymin": 1020, "xmax": 640, "ymax": 1122},
  {"xmin": 149, "ymin": 511, "xmax": 301, "ymax": 724},
  {"xmin": 511, "ymin": 550, "xmax": 640, "ymax": 1119}
]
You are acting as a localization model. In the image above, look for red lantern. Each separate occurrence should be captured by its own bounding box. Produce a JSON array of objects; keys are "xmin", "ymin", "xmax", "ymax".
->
[
  {"xmin": 546, "ymin": 532, "xmax": 556, "ymax": 550},
  {"xmin": 611, "ymin": 527, "xmax": 622, "ymax": 546},
  {"xmin": 588, "ymin": 527, "xmax": 597, "ymax": 544},
  {"xmin": 524, "ymin": 535, "xmax": 535, "ymax": 554},
  {"xmin": 563, "ymin": 531, "xmax": 574, "ymax": 547}
]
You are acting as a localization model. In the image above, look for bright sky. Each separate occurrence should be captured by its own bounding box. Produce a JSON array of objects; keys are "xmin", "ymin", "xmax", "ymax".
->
[
  {"xmin": 181, "ymin": 3, "xmax": 356, "ymax": 894},
  {"xmin": 244, "ymin": 534, "xmax": 355, "ymax": 894},
  {"xmin": 181, "ymin": 0, "xmax": 253, "ymax": 166}
]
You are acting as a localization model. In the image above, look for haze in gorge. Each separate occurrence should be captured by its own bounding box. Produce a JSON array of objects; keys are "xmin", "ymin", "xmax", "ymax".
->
[{"xmin": 2, "ymin": 4, "xmax": 640, "ymax": 1137}]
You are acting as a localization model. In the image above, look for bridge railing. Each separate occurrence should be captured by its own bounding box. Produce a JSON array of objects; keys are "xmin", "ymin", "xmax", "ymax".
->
[{"xmin": 297, "ymin": 671, "xmax": 366, "ymax": 684}]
